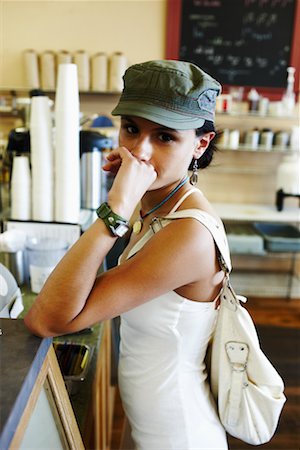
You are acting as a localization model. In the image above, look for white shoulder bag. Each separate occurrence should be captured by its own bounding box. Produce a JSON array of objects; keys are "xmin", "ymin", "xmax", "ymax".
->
[{"xmin": 150, "ymin": 210, "xmax": 286, "ymax": 445}]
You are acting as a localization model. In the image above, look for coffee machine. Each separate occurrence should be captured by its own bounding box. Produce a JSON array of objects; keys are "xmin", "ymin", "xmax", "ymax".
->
[{"xmin": 80, "ymin": 130, "xmax": 113, "ymax": 211}]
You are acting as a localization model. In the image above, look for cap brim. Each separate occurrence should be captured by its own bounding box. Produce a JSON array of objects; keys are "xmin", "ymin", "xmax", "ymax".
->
[{"xmin": 111, "ymin": 102, "xmax": 205, "ymax": 130}]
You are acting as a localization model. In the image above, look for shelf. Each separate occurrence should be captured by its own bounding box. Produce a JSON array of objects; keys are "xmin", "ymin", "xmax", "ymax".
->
[
  {"xmin": 1, "ymin": 88, "xmax": 298, "ymax": 118},
  {"xmin": 0, "ymin": 87, "xmax": 121, "ymax": 95},
  {"xmin": 216, "ymin": 110, "xmax": 299, "ymax": 120},
  {"xmin": 218, "ymin": 144, "xmax": 298, "ymax": 154},
  {"xmin": 213, "ymin": 203, "xmax": 300, "ymax": 223}
]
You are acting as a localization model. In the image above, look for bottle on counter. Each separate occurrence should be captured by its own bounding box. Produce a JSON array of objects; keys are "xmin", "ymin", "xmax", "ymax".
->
[
  {"xmin": 260, "ymin": 128, "xmax": 274, "ymax": 151},
  {"xmin": 281, "ymin": 67, "xmax": 296, "ymax": 116},
  {"xmin": 247, "ymin": 88, "xmax": 260, "ymax": 112},
  {"xmin": 244, "ymin": 129, "xmax": 260, "ymax": 150},
  {"xmin": 258, "ymin": 97, "xmax": 269, "ymax": 116},
  {"xmin": 228, "ymin": 129, "xmax": 240, "ymax": 149},
  {"xmin": 274, "ymin": 131, "xmax": 290, "ymax": 149}
]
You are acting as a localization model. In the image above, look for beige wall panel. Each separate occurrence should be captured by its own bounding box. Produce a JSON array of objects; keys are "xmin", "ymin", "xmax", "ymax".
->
[
  {"xmin": 199, "ymin": 151, "xmax": 285, "ymax": 205},
  {"xmin": 0, "ymin": 0, "xmax": 166, "ymax": 87}
]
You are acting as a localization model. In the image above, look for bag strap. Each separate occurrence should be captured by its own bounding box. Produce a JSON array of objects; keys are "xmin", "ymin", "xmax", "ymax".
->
[
  {"xmin": 150, "ymin": 209, "xmax": 232, "ymax": 273},
  {"xmin": 168, "ymin": 188, "xmax": 199, "ymax": 213}
]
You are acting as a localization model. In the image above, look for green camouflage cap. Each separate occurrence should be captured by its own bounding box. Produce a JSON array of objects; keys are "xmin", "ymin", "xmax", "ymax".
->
[{"xmin": 111, "ymin": 60, "xmax": 221, "ymax": 130}]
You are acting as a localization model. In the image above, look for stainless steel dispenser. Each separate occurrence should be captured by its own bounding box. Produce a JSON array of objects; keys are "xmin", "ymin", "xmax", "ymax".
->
[
  {"xmin": 2, "ymin": 128, "xmax": 31, "ymax": 213},
  {"xmin": 80, "ymin": 130, "xmax": 113, "ymax": 210}
]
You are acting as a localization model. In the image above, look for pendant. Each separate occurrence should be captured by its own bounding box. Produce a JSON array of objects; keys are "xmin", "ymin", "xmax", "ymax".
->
[{"xmin": 133, "ymin": 220, "xmax": 143, "ymax": 234}]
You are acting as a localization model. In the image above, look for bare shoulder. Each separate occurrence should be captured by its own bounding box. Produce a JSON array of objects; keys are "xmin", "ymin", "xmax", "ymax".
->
[
  {"xmin": 177, "ymin": 188, "xmax": 222, "ymax": 224},
  {"xmin": 118, "ymin": 188, "xmax": 220, "ymax": 285},
  {"xmin": 123, "ymin": 214, "xmax": 218, "ymax": 285}
]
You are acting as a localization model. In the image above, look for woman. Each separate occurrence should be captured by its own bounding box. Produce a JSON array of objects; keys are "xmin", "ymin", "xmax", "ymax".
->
[{"xmin": 25, "ymin": 60, "xmax": 230, "ymax": 449}]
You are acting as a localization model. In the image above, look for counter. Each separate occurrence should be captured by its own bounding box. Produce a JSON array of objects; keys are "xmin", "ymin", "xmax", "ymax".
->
[
  {"xmin": 1, "ymin": 288, "xmax": 113, "ymax": 449},
  {"xmin": 19, "ymin": 289, "xmax": 108, "ymax": 447},
  {"xmin": 213, "ymin": 202, "xmax": 300, "ymax": 223},
  {"xmin": 0, "ymin": 318, "xmax": 52, "ymax": 450}
]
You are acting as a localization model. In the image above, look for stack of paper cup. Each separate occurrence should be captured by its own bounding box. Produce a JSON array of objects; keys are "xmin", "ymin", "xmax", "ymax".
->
[
  {"xmin": 30, "ymin": 95, "xmax": 54, "ymax": 221},
  {"xmin": 11, "ymin": 156, "xmax": 31, "ymax": 220},
  {"xmin": 91, "ymin": 52, "xmax": 108, "ymax": 91},
  {"xmin": 57, "ymin": 50, "xmax": 73, "ymax": 65},
  {"xmin": 74, "ymin": 50, "xmax": 90, "ymax": 91},
  {"xmin": 109, "ymin": 52, "xmax": 127, "ymax": 92},
  {"xmin": 54, "ymin": 63, "xmax": 80, "ymax": 223},
  {"xmin": 23, "ymin": 49, "xmax": 40, "ymax": 89},
  {"xmin": 40, "ymin": 51, "xmax": 56, "ymax": 90}
]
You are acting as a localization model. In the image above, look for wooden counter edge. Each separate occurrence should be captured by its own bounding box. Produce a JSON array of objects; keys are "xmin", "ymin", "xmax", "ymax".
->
[{"xmin": 9, "ymin": 345, "xmax": 84, "ymax": 450}]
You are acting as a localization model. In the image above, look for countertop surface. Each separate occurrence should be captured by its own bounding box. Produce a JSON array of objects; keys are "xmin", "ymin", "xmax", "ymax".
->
[
  {"xmin": 20, "ymin": 288, "xmax": 105, "ymax": 439},
  {"xmin": 213, "ymin": 202, "xmax": 300, "ymax": 223},
  {"xmin": 0, "ymin": 288, "xmax": 106, "ymax": 449},
  {"xmin": 0, "ymin": 318, "xmax": 52, "ymax": 450}
]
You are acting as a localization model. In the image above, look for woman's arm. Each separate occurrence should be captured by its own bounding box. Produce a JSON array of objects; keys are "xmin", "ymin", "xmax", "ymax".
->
[
  {"xmin": 24, "ymin": 146, "xmax": 157, "ymax": 336},
  {"xmin": 24, "ymin": 214, "xmax": 219, "ymax": 337}
]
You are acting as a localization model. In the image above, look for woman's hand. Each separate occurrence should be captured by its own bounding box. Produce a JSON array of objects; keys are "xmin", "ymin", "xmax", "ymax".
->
[{"xmin": 103, "ymin": 146, "xmax": 157, "ymax": 219}]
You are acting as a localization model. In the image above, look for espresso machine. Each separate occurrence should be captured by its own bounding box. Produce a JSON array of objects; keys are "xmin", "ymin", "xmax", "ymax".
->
[{"xmin": 80, "ymin": 130, "xmax": 113, "ymax": 211}]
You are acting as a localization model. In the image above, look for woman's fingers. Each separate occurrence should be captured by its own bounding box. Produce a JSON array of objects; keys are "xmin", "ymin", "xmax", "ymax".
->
[
  {"xmin": 102, "ymin": 159, "xmax": 121, "ymax": 174},
  {"xmin": 105, "ymin": 147, "xmax": 157, "ymax": 219},
  {"xmin": 102, "ymin": 147, "xmax": 129, "ymax": 173}
]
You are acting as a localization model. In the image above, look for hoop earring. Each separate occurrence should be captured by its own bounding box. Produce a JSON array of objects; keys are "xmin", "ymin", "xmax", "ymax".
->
[{"xmin": 189, "ymin": 159, "xmax": 199, "ymax": 186}]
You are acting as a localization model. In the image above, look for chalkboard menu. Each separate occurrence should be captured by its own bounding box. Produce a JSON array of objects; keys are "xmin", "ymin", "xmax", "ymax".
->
[{"xmin": 167, "ymin": 0, "xmax": 300, "ymax": 96}]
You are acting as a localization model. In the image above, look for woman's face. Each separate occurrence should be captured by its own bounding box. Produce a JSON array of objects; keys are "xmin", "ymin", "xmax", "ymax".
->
[{"xmin": 119, "ymin": 116, "xmax": 211, "ymax": 189}]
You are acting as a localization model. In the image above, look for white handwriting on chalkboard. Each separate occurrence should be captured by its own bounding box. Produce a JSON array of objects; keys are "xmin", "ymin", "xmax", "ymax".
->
[
  {"xmin": 193, "ymin": 0, "xmax": 221, "ymax": 7},
  {"xmin": 252, "ymin": 32, "xmax": 273, "ymax": 40},
  {"xmin": 244, "ymin": 57, "xmax": 253, "ymax": 67},
  {"xmin": 206, "ymin": 55, "xmax": 224, "ymax": 65},
  {"xmin": 218, "ymin": 69, "xmax": 250, "ymax": 83},
  {"xmin": 211, "ymin": 37, "xmax": 233, "ymax": 47},
  {"xmin": 235, "ymin": 39, "xmax": 245, "ymax": 47},
  {"xmin": 256, "ymin": 57, "xmax": 268, "ymax": 68},
  {"xmin": 179, "ymin": 0, "xmax": 295, "ymax": 87},
  {"xmin": 242, "ymin": 26, "xmax": 273, "ymax": 40},
  {"xmin": 227, "ymin": 55, "xmax": 241, "ymax": 66},
  {"xmin": 244, "ymin": 0, "xmax": 293, "ymax": 7},
  {"xmin": 211, "ymin": 37, "xmax": 223, "ymax": 46},
  {"xmin": 193, "ymin": 29, "xmax": 204, "ymax": 38},
  {"xmin": 190, "ymin": 14, "xmax": 215, "ymax": 20},
  {"xmin": 243, "ymin": 11, "xmax": 278, "ymax": 27},
  {"xmin": 194, "ymin": 46, "xmax": 214, "ymax": 55}
]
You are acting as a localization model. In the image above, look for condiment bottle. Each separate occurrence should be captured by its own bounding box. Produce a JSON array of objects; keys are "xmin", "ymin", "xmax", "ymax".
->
[{"xmin": 247, "ymin": 88, "xmax": 260, "ymax": 112}]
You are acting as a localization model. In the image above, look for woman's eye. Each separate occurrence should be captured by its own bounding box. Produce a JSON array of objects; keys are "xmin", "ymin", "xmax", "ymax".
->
[
  {"xmin": 158, "ymin": 133, "xmax": 174, "ymax": 143},
  {"xmin": 123, "ymin": 124, "xmax": 138, "ymax": 134}
]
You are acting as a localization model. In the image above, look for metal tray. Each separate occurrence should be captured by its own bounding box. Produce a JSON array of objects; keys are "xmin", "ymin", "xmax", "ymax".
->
[
  {"xmin": 225, "ymin": 223, "xmax": 265, "ymax": 254},
  {"xmin": 254, "ymin": 223, "xmax": 300, "ymax": 253}
]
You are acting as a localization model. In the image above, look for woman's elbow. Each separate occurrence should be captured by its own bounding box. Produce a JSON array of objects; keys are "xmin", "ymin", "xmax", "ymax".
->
[{"xmin": 24, "ymin": 310, "xmax": 63, "ymax": 338}]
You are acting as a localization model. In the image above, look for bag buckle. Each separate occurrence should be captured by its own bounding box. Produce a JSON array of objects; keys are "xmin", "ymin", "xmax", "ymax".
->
[
  {"xmin": 226, "ymin": 341, "xmax": 249, "ymax": 372},
  {"xmin": 150, "ymin": 217, "xmax": 164, "ymax": 233}
]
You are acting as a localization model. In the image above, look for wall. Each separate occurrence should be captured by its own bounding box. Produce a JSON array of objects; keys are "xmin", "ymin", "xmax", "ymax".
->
[{"xmin": 0, "ymin": 0, "xmax": 167, "ymax": 87}]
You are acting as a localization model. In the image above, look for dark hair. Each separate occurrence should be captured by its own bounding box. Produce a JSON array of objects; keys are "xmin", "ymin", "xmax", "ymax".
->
[{"xmin": 190, "ymin": 120, "xmax": 219, "ymax": 170}]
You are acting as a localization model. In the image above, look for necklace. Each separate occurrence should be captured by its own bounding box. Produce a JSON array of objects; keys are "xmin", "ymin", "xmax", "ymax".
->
[{"xmin": 132, "ymin": 176, "xmax": 189, "ymax": 234}]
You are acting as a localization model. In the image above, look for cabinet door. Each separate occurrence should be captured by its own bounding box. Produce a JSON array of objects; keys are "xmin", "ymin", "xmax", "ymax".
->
[
  {"xmin": 19, "ymin": 379, "xmax": 67, "ymax": 449},
  {"xmin": 9, "ymin": 346, "xmax": 84, "ymax": 450}
]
